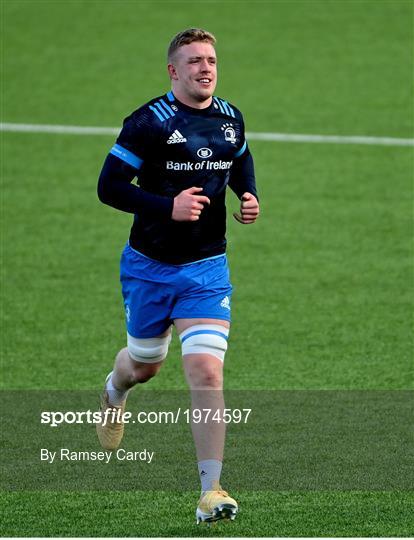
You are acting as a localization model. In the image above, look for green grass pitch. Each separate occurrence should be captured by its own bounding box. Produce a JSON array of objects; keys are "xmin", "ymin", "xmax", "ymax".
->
[{"xmin": 2, "ymin": 0, "xmax": 413, "ymax": 536}]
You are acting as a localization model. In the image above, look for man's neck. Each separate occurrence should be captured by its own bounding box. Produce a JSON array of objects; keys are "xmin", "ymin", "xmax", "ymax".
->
[{"xmin": 171, "ymin": 89, "xmax": 212, "ymax": 110}]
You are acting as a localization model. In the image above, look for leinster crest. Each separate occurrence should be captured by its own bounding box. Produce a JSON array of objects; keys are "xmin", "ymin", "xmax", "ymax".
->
[{"xmin": 221, "ymin": 123, "xmax": 236, "ymax": 144}]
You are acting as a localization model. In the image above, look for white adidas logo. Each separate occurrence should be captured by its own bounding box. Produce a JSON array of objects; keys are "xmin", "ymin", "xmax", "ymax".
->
[
  {"xmin": 167, "ymin": 129, "xmax": 187, "ymax": 144},
  {"xmin": 220, "ymin": 296, "xmax": 231, "ymax": 310}
]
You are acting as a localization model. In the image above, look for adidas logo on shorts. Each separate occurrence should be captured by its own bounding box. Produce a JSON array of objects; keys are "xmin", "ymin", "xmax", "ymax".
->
[
  {"xmin": 167, "ymin": 129, "xmax": 187, "ymax": 144},
  {"xmin": 220, "ymin": 296, "xmax": 231, "ymax": 310}
]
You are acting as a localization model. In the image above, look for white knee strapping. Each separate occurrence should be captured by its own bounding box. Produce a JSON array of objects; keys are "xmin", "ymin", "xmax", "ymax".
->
[
  {"xmin": 179, "ymin": 324, "xmax": 229, "ymax": 362},
  {"xmin": 127, "ymin": 332, "xmax": 171, "ymax": 363}
]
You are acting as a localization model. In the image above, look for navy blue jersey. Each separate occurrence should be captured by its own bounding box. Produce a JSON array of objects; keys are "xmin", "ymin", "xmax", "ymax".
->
[{"xmin": 98, "ymin": 91, "xmax": 257, "ymax": 264}]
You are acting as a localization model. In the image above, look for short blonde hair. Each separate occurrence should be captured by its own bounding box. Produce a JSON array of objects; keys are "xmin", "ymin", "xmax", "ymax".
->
[{"xmin": 168, "ymin": 28, "xmax": 216, "ymax": 61}]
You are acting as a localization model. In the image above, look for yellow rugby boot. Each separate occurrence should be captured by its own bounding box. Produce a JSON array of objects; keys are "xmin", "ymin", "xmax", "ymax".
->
[
  {"xmin": 196, "ymin": 481, "xmax": 238, "ymax": 524},
  {"xmin": 96, "ymin": 390, "xmax": 126, "ymax": 451}
]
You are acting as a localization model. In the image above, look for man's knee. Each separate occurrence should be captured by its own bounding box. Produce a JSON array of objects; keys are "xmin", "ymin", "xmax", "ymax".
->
[
  {"xmin": 131, "ymin": 361, "xmax": 161, "ymax": 383},
  {"xmin": 114, "ymin": 347, "xmax": 162, "ymax": 386},
  {"xmin": 184, "ymin": 356, "xmax": 223, "ymax": 389}
]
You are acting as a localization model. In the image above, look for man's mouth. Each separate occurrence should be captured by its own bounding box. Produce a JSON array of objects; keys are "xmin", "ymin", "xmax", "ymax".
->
[{"xmin": 197, "ymin": 78, "xmax": 212, "ymax": 85}]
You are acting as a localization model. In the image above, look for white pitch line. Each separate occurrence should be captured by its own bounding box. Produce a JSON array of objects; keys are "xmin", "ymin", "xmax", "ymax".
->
[
  {"xmin": 245, "ymin": 131, "xmax": 414, "ymax": 147},
  {"xmin": 1, "ymin": 122, "xmax": 413, "ymax": 147},
  {"xmin": 0, "ymin": 122, "xmax": 119, "ymax": 136}
]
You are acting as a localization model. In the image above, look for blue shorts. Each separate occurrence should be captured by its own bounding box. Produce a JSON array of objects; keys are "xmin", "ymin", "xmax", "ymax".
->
[{"xmin": 120, "ymin": 244, "xmax": 232, "ymax": 338}]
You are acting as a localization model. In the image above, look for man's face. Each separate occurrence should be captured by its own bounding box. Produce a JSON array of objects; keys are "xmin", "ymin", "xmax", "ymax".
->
[{"xmin": 169, "ymin": 42, "xmax": 217, "ymax": 106}]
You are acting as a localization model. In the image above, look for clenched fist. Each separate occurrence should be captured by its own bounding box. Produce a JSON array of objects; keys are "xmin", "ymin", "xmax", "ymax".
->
[
  {"xmin": 233, "ymin": 192, "xmax": 260, "ymax": 224},
  {"xmin": 172, "ymin": 187, "xmax": 210, "ymax": 222}
]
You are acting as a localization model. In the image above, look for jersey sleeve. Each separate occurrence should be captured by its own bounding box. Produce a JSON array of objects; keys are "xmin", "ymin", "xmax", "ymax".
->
[
  {"xmin": 97, "ymin": 109, "xmax": 173, "ymax": 217},
  {"xmin": 110, "ymin": 109, "xmax": 154, "ymax": 169},
  {"xmin": 229, "ymin": 112, "xmax": 259, "ymax": 200}
]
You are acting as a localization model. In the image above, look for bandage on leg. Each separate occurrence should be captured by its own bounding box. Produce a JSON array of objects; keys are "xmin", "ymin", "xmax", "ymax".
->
[
  {"xmin": 127, "ymin": 332, "xmax": 172, "ymax": 363},
  {"xmin": 179, "ymin": 324, "xmax": 229, "ymax": 362}
]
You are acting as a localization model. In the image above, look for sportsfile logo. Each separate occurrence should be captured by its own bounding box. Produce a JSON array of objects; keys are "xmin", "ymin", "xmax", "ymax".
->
[
  {"xmin": 167, "ymin": 130, "xmax": 187, "ymax": 144},
  {"xmin": 40, "ymin": 407, "xmax": 251, "ymax": 426}
]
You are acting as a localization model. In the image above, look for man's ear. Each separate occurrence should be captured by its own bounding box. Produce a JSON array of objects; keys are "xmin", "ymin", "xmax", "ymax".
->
[{"xmin": 167, "ymin": 63, "xmax": 178, "ymax": 80}]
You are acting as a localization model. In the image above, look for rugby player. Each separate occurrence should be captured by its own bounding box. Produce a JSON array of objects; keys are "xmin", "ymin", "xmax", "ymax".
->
[{"xmin": 96, "ymin": 28, "xmax": 259, "ymax": 524}]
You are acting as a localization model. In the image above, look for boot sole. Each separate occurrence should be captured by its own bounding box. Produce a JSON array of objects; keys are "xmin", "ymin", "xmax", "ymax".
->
[{"xmin": 196, "ymin": 503, "xmax": 238, "ymax": 524}]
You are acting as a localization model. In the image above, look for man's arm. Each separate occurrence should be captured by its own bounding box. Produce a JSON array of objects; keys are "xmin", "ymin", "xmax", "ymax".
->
[
  {"xmin": 229, "ymin": 148, "xmax": 260, "ymax": 224},
  {"xmin": 97, "ymin": 154, "xmax": 173, "ymax": 216},
  {"xmin": 98, "ymin": 154, "xmax": 210, "ymax": 221},
  {"xmin": 228, "ymin": 150, "xmax": 257, "ymax": 200}
]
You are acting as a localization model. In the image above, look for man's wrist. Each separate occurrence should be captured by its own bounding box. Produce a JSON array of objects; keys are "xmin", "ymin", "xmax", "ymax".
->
[{"xmin": 141, "ymin": 191, "xmax": 174, "ymax": 217}]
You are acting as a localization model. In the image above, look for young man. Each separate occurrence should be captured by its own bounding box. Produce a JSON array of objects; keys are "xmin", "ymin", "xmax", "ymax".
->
[{"xmin": 97, "ymin": 28, "xmax": 259, "ymax": 524}]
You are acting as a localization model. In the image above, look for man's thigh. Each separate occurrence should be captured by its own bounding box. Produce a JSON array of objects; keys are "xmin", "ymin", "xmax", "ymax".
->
[{"xmin": 174, "ymin": 318, "xmax": 230, "ymax": 334}]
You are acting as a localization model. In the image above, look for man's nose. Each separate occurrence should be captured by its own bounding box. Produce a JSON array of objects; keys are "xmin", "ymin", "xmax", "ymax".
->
[{"xmin": 200, "ymin": 59, "xmax": 210, "ymax": 71}]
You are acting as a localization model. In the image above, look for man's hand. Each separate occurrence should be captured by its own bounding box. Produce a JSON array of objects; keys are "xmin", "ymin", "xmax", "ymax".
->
[
  {"xmin": 233, "ymin": 192, "xmax": 260, "ymax": 224},
  {"xmin": 172, "ymin": 187, "xmax": 210, "ymax": 222}
]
